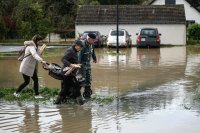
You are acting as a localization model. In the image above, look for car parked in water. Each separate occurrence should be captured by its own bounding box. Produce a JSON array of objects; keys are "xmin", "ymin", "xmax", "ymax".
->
[
  {"xmin": 136, "ymin": 28, "xmax": 161, "ymax": 48},
  {"xmin": 107, "ymin": 29, "xmax": 132, "ymax": 48},
  {"xmin": 79, "ymin": 31, "xmax": 103, "ymax": 47}
]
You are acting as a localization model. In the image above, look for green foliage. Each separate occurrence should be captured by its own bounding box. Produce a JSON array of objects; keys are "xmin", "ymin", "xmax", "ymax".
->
[
  {"xmin": 42, "ymin": 0, "xmax": 78, "ymax": 31},
  {"xmin": 187, "ymin": 39, "xmax": 200, "ymax": 45},
  {"xmin": 15, "ymin": 0, "xmax": 52, "ymax": 39},
  {"xmin": 0, "ymin": 17, "xmax": 7, "ymax": 39},
  {"xmin": 0, "ymin": 0, "xmax": 19, "ymax": 15},
  {"xmin": 91, "ymin": 95, "xmax": 116, "ymax": 105},
  {"xmin": 0, "ymin": 87, "xmax": 59, "ymax": 102},
  {"xmin": 0, "ymin": 0, "xmax": 18, "ymax": 39},
  {"xmin": 36, "ymin": 18, "xmax": 53, "ymax": 37},
  {"xmin": 0, "ymin": 87, "xmax": 116, "ymax": 105},
  {"xmin": 20, "ymin": 21, "xmax": 31, "ymax": 38},
  {"xmin": 187, "ymin": 24, "xmax": 200, "ymax": 41}
]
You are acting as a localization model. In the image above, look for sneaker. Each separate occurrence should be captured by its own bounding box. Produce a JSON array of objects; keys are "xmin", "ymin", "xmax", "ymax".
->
[
  {"xmin": 14, "ymin": 92, "xmax": 20, "ymax": 97},
  {"xmin": 35, "ymin": 95, "xmax": 44, "ymax": 99}
]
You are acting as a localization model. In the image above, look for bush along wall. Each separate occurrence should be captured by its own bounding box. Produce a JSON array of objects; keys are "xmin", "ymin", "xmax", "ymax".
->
[{"xmin": 187, "ymin": 24, "xmax": 200, "ymax": 41}]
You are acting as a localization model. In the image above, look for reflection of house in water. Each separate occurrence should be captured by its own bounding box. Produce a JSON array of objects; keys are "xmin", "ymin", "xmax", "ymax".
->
[
  {"xmin": 93, "ymin": 47, "xmax": 187, "ymax": 95},
  {"xmin": 134, "ymin": 47, "xmax": 187, "ymax": 89},
  {"xmin": 95, "ymin": 48, "xmax": 133, "ymax": 66},
  {"xmin": 55, "ymin": 106, "xmax": 92, "ymax": 133},
  {"xmin": 184, "ymin": 48, "xmax": 200, "ymax": 89},
  {"xmin": 19, "ymin": 104, "xmax": 92, "ymax": 133}
]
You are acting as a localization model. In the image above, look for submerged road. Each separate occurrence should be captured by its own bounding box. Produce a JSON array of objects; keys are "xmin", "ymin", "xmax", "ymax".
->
[{"xmin": 0, "ymin": 46, "xmax": 23, "ymax": 52}]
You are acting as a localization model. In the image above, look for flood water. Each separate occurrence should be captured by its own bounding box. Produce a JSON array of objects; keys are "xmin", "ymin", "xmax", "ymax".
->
[{"xmin": 1, "ymin": 46, "xmax": 200, "ymax": 133}]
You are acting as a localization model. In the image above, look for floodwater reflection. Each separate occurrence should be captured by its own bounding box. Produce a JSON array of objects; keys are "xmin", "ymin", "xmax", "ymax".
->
[
  {"xmin": 93, "ymin": 47, "xmax": 186, "ymax": 95},
  {"xmin": 1, "ymin": 46, "xmax": 200, "ymax": 133}
]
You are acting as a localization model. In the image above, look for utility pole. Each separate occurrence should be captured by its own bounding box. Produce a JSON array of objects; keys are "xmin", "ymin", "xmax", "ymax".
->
[{"xmin": 116, "ymin": 0, "xmax": 119, "ymax": 54}]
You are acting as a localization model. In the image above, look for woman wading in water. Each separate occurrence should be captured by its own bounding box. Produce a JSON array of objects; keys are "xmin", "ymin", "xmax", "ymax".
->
[{"xmin": 14, "ymin": 35, "xmax": 46, "ymax": 99}]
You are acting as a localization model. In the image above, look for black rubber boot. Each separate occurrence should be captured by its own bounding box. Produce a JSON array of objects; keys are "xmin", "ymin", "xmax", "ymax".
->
[
  {"xmin": 54, "ymin": 95, "xmax": 63, "ymax": 104},
  {"xmin": 76, "ymin": 96, "xmax": 85, "ymax": 105},
  {"xmin": 83, "ymin": 86, "xmax": 92, "ymax": 99}
]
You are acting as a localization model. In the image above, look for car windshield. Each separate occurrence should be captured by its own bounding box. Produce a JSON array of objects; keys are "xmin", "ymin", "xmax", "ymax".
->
[
  {"xmin": 111, "ymin": 30, "xmax": 124, "ymax": 36},
  {"xmin": 141, "ymin": 29, "xmax": 157, "ymax": 36},
  {"xmin": 82, "ymin": 32, "xmax": 97, "ymax": 39}
]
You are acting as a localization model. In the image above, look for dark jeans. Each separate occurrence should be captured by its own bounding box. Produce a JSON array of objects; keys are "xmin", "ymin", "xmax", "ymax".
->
[
  {"xmin": 59, "ymin": 76, "xmax": 81, "ymax": 99},
  {"xmin": 16, "ymin": 69, "xmax": 39, "ymax": 95}
]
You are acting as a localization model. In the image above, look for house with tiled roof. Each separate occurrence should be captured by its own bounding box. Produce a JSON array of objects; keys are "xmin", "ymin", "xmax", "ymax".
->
[
  {"xmin": 149, "ymin": 0, "xmax": 200, "ymax": 24},
  {"xmin": 76, "ymin": 5, "xmax": 186, "ymax": 45}
]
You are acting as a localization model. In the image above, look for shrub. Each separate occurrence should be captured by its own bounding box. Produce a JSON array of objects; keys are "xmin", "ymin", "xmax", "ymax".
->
[{"xmin": 187, "ymin": 24, "xmax": 200, "ymax": 40}]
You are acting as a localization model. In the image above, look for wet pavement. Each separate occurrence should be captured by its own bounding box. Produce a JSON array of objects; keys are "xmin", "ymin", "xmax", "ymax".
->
[{"xmin": 1, "ymin": 46, "xmax": 200, "ymax": 133}]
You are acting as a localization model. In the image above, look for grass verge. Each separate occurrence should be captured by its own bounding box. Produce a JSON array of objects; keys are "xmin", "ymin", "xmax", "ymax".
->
[
  {"xmin": 0, "ymin": 87, "xmax": 59, "ymax": 102},
  {"xmin": 0, "ymin": 87, "xmax": 116, "ymax": 105}
]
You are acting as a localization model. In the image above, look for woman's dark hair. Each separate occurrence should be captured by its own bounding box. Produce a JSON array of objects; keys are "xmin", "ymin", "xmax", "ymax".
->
[
  {"xmin": 74, "ymin": 40, "xmax": 83, "ymax": 47},
  {"xmin": 32, "ymin": 34, "xmax": 43, "ymax": 44}
]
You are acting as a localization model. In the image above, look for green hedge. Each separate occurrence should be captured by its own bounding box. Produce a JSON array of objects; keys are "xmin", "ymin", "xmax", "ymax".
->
[{"xmin": 187, "ymin": 24, "xmax": 200, "ymax": 41}]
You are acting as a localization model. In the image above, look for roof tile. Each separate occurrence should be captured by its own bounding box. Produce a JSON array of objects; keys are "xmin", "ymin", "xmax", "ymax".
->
[{"xmin": 76, "ymin": 5, "xmax": 186, "ymax": 25}]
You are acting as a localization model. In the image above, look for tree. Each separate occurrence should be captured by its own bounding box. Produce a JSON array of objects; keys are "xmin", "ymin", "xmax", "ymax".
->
[
  {"xmin": 0, "ymin": 0, "xmax": 19, "ymax": 39},
  {"xmin": 1, "ymin": 0, "xmax": 199, "ymax": 40},
  {"xmin": 0, "ymin": 17, "xmax": 7, "ymax": 39},
  {"xmin": 15, "ymin": 0, "xmax": 52, "ymax": 39},
  {"xmin": 42, "ymin": 0, "xmax": 78, "ymax": 32}
]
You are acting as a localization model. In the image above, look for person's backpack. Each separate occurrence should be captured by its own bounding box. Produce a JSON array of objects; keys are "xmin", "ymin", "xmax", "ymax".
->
[{"xmin": 18, "ymin": 46, "xmax": 31, "ymax": 61}]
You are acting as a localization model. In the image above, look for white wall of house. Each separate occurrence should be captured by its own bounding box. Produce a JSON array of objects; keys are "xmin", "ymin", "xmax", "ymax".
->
[
  {"xmin": 76, "ymin": 24, "xmax": 186, "ymax": 45},
  {"xmin": 44, "ymin": 33, "xmax": 62, "ymax": 42},
  {"xmin": 151, "ymin": 0, "xmax": 200, "ymax": 23}
]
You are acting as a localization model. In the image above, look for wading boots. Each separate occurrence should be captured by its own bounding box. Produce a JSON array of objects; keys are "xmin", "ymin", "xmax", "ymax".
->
[{"xmin": 83, "ymin": 86, "xmax": 92, "ymax": 98}]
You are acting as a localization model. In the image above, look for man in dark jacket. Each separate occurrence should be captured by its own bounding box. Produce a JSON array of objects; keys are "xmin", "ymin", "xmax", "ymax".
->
[
  {"xmin": 55, "ymin": 40, "xmax": 84, "ymax": 104},
  {"xmin": 78, "ymin": 33, "xmax": 97, "ymax": 98}
]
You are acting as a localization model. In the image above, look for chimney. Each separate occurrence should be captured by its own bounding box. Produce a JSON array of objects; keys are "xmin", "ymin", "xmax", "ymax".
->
[{"xmin": 165, "ymin": 0, "xmax": 176, "ymax": 5}]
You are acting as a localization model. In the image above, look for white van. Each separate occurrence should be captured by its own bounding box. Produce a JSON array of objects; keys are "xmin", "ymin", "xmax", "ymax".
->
[{"xmin": 107, "ymin": 29, "xmax": 132, "ymax": 47}]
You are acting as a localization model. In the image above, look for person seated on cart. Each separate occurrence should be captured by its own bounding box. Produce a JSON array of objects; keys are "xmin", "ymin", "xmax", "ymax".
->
[{"xmin": 54, "ymin": 40, "xmax": 84, "ymax": 105}]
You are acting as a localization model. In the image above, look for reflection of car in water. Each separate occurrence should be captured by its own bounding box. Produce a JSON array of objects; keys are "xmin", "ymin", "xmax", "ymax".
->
[
  {"xmin": 57, "ymin": 106, "xmax": 92, "ymax": 133},
  {"xmin": 137, "ymin": 48, "xmax": 160, "ymax": 67},
  {"xmin": 136, "ymin": 28, "xmax": 161, "ymax": 48}
]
